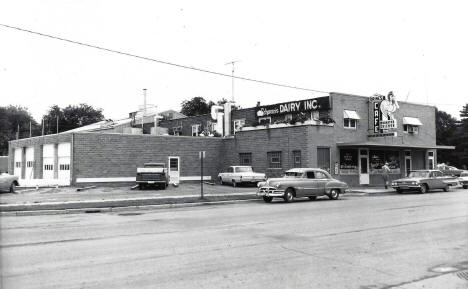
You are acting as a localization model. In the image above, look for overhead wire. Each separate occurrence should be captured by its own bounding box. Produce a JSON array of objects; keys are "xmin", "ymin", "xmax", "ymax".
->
[{"xmin": 0, "ymin": 23, "xmax": 328, "ymax": 94}]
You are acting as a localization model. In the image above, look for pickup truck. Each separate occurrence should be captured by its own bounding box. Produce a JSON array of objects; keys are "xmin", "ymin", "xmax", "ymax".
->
[
  {"xmin": 136, "ymin": 163, "xmax": 169, "ymax": 190},
  {"xmin": 218, "ymin": 166, "xmax": 266, "ymax": 187}
]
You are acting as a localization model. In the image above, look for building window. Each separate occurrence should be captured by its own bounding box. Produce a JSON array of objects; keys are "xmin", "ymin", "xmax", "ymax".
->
[
  {"xmin": 343, "ymin": 110, "xmax": 360, "ymax": 129},
  {"xmin": 15, "ymin": 162, "xmax": 21, "ymax": 168},
  {"xmin": 172, "ymin": 126, "xmax": 182, "ymax": 136},
  {"xmin": 369, "ymin": 150, "xmax": 400, "ymax": 174},
  {"xmin": 26, "ymin": 161, "xmax": 33, "ymax": 168},
  {"xmin": 340, "ymin": 149, "xmax": 358, "ymax": 174},
  {"xmin": 59, "ymin": 164, "xmax": 70, "ymax": 170},
  {"xmin": 239, "ymin": 153, "xmax": 252, "ymax": 166},
  {"xmin": 267, "ymin": 151, "xmax": 282, "ymax": 168},
  {"xmin": 233, "ymin": 119, "xmax": 245, "ymax": 134},
  {"xmin": 284, "ymin": 114, "xmax": 293, "ymax": 122},
  {"xmin": 292, "ymin": 150, "xmax": 301, "ymax": 167},
  {"xmin": 192, "ymin": 124, "xmax": 200, "ymax": 136},
  {"xmin": 403, "ymin": 124, "xmax": 419, "ymax": 134},
  {"xmin": 258, "ymin": 117, "xmax": 271, "ymax": 125},
  {"xmin": 44, "ymin": 164, "xmax": 53, "ymax": 171}
]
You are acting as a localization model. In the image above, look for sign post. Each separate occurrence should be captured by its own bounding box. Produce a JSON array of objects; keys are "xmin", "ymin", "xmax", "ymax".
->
[{"xmin": 199, "ymin": 151, "xmax": 205, "ymax": 199}]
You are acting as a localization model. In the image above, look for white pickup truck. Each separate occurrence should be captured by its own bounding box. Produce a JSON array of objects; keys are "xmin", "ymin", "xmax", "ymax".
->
[
  {"xmin": 218, "ymin": 166, "xmax": 266, "ymax": 187},
  {"xmin": 136, "ymin": 163, "xmax": 169, "ymax": 190}
]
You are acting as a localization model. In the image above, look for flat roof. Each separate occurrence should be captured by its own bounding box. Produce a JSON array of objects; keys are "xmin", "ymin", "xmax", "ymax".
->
[{"xmin": 337, "ymin": 142, "xmax": 455, "ymax": 150}]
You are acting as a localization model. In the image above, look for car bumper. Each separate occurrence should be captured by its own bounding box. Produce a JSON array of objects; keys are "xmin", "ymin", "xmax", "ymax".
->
[
  {"xmin": 257, "ymin": 187, "xmax": 285, "ymax": 197},
  {"xmin": 136, "ymin": 181, "xmax": 167, "ymax": 184},
  {"xmin": 392, "ymin": 184, "xmax": 422, "ymax": 190}
]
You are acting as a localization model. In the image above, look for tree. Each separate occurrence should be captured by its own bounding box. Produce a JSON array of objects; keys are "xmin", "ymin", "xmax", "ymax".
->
[
  {"xmin": 0, "ymin": 106, "xmax": 40, "ymax": 155},
  {"xmin": 180, "ymin": 97, "xmax": 211, "ymax": 116},
  {"xmin": 436, "ymin": 110, "xmax": 458, "ymax": 145},
  {"xmin": 42, "ymin": 104, "xmax": 105, "ymax": 134},
  {"xmin": 452, "ymin": 104, "xmax": 468, "ymax": 168}
]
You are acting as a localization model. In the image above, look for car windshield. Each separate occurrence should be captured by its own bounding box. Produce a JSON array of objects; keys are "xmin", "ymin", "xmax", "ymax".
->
[
  {"xmin": 236, "ymin": 167, "xmax": 253, "ymax": 173},
  {"xmin": 284, "ymin": 172, "xmax": 303, "ymax": 178},
  {"xmin": 144, "ymin": 164, "xmax": 165, "ymax": 168},
  {"xmin": 408, "ymin": 171, "xmax": 429, "ymax": 178}
]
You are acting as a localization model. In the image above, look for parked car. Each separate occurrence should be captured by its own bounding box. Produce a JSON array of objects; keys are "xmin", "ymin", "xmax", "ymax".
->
[
  {"xmin": 136, "ymin": 163, "xmax": 169, "ymax": 190},
  {"xmin": 0, "ymin": 173, "xmax": 19, "ymax": 193},
  {"xmin": 436, "ymin": 164, "xmax": 463, "ymax": 177},
  {"xmin": 459, "ymin": 171, "xmax": 468, "ymax": 189},
  {"xmin": 391, "ymin": 170, "xmax": 459, "ymax": 194},
  {"xmin": 218, "ymin": 166, "xmax": 266, "ymax": 187},
  {"xmin": 257, "ymin": 168, "xmax": 349, "ymax": 203}
]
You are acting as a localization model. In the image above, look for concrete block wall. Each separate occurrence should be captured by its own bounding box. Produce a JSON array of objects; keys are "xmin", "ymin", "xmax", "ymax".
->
[{"xmin": 72, "ymin": 133, "xmax": 225, "ymax": 182}]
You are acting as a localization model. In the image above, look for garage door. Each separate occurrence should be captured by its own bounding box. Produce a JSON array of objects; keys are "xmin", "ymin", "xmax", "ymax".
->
[
  {"xmin": 58, "ymin": 143, "xmax": 71, "ymax": 181},
  {"xmin": 43, "ymin": 144, "xmax": 55, "ymax": 179},
  {"xmin": 25, "ymin": 147, "xmax": 34, "ymax": 179},
  {"xmin": 14, "ymin": 148, "xmax": 22, "ymax": 178}
]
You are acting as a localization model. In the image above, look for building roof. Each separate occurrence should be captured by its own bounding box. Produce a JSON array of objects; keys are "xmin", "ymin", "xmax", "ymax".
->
[{"xmin": 337, "ymin": 142, "xmax": 455, "ymax": 150}]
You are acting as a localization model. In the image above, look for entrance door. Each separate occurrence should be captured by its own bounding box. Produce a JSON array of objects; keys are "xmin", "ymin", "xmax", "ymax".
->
[
  {"xmin": 58, "ymin": 143, "xmax": 71, "ymax": 182},
  {"xmin": 43, "ymin": 144, "xmax": 55, "ymax": 179},
  {"xmin": 359, "ymin": 149, "xmax": 369, "ymax": 185},
  {"xmin": 168, "ymin": 156, "xmax": 180, "ymax": 184},
  {"xmin": 14, "ymin": 148, "xmax": 22, "ymax": 178},
  {"xmin": 317, "ymin": 147, "xmax": 331, "ymax": 173},
  {"xmin": 404, "ymin": 150, "xmax": 412, "ymax": 177},
  {"xmin": 25, "ymin": 147, "xmax": 34, "ymax": 179}
]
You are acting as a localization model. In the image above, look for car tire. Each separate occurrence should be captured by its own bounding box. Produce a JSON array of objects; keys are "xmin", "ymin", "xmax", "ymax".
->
[
  {"xmin": 420, "ymin": 184, "xmax": 428, "ymax": 194},
  {"xmin": 232, "ymin": 180, "xmax": 237, "ymax": 187},
  {"xmin": 443, "ymin": 185, "xmax": 450, "ymax": 192},
  {"xmin": 219, "ymin": 177, "xmax": 225, "ymax": 185},
  {"xmin": 308, "ymin": 196, "xmax": 317, "ymax": 201},
  {"xmin": 463, "ymin": 185, "xmax": 468, "ymax": 189},
  {"xmin": 396, "ymin": 188, "xmax": 403, "ymax": 194},
  {"xmin": 284, "ymin": 188, "xmax": 294, "ymax": 203},
  {"xmin": 9, "ymin": 182, "xmax": 16, "ymax": 194},
  {"xmin": 263, "ymin": 196, "xmax": 273, "ymax": 203},
  {"xmin": 328, "ymin": 189, "xmax": 340, "ymax": 200}
]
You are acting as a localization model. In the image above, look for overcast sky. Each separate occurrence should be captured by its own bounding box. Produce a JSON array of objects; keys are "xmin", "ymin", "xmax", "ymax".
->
[{"xmin": 1, "ymin": 0, "xmax": 466, "ymax": 122}]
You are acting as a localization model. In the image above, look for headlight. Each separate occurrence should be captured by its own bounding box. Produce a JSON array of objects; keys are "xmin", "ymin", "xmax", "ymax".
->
[
  {"xmin": 274, "ymin": 183, "xmax": 281, "ymax": 188},
  {"xmin": 391, "ymin": 182, "xmax": 397, "ymax": 186},
  {"xmin": 257, "ymin": 182, "xmax": 265, "ymax": 188},
  {"xmin": 411, "ymin": 181, "xmax": 419, "ymax": 185}
]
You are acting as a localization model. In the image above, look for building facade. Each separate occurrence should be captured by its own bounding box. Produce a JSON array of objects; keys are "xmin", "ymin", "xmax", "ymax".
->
[{"xmin": 8, "ymin": 92, "xmax": 452, "ymax": 187}]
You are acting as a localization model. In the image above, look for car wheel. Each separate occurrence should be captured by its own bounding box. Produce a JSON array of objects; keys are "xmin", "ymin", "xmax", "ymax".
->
[
  {"xmin": 396, "ymin": 188, "xmax": 403, "ymax": 194},
  {"xmin": 308, "ymin": 196, "xmax": 317, "ymax": 201},
  {"xmin": 328, "ymin": 189, "xmax": 340, "ymax": 200},
  {"xmin": 263, "ymin": 196, "xmax": 273, "ymax": 203},
  {"xmin": 283, "ymin": 188, "xmax": 294, "ymax": 203},
  {"xmin": 232, "ymin": 180, "xmax": 237, "ymax": 187},
  {"xmin": 443, "ymin": 185, "xmax": 450, "ymax": 192},
  {"xmin": 219, "ymin": 177, "xmax": 225, "ymax": 185},
  {"xmin": 9, "ymin": 182, "xmax": 16, "ymax": 193},
  {"xmin": 463, "ymin": 185, "xmax": 468, "ymax": 189},
  {"xmin": 420, "ymin": 184, "xmax": 428, "ymax": 194}
]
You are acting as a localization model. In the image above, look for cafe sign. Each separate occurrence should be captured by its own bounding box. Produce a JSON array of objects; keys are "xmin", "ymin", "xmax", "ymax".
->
[
  {"xmin": 256, "ymin": 96, "xmax": 330, "ymax": 117},
  {"xmin": 370, "ymin": 91, "xmax": 399, "ymax": 134}
]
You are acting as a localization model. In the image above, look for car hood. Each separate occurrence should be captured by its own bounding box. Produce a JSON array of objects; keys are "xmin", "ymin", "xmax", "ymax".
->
[{"xmin": 393, "ymin": 177, "xmax": 425, "ymax": 182}]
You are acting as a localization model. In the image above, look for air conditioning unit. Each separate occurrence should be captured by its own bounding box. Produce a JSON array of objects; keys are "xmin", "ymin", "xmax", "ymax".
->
[{"xmin": 408, "ymin": 126, "xmax": 419, "ymax": 134}]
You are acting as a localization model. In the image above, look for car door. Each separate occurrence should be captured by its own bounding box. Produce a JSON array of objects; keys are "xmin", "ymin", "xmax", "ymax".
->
[
  {"xmin": 300, "ymin": 171, "xmax": 316, "ymax": 196},
  {"xmin": 434, "ymin": 171, "xmax": 448, "ymax": 188},
  {"xmin": 314, "ymin": 171, "xmax": 329, "ymax": 195}
]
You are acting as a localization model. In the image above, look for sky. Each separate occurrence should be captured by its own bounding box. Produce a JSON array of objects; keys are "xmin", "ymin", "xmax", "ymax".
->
[{"xmin": 0, "ymin": 0, "xmax": 467, "ymax": 122}]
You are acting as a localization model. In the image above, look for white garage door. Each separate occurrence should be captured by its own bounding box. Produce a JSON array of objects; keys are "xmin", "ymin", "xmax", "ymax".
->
[
  {"xmin": 25, "ymin": 147, "xmax": 34, "ymax": 179},
  {"xmin": 14, "ymin": 148, "xmax": 22, "ymax": 178},
  {"xmin": 58, "ymin": 143, "xmax": 71, "ymax": 181},
  {"xmin": 43, "ymin": 144, "xmax": 55, "ymax": 179}
]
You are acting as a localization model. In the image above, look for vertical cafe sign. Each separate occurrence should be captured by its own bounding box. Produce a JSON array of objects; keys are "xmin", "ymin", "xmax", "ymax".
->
[{"xmin": 369, "ymin": 91, "xmax": 399, "ymax": 136}]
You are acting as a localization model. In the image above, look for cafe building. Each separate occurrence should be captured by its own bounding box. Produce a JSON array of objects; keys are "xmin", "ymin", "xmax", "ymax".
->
[{"xmin": 8, "ymin": 92, "xmax": 452, "ymax": 187}]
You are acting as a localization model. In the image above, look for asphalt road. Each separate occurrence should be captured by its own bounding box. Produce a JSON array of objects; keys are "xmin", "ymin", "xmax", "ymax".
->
[{"xmin": 1, "ymin": 190, "xmax": 468, "ymax": 289}]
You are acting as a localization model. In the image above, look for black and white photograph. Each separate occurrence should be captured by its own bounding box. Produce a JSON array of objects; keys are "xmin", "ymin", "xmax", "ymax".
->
[{"xmin": 1, "ymin": 1, "xmax": 467, "ymax": 288}]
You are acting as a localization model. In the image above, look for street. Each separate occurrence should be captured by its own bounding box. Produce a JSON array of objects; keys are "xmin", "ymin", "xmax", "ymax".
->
[{"xmin": 1, "ymin": 190, "xmax": 468, "ymax": 289}]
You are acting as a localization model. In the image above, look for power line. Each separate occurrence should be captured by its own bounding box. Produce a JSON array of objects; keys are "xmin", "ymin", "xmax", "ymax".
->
[{"xmin": 0, "ymin": 23, "xmax": 329, "ymax": 94}]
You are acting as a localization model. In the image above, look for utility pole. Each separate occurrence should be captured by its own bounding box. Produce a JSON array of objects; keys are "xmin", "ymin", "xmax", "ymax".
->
[
  {"xmin": 225, "ymin": 60, "xmax": 240, "ymax": 102},
  {"xmin": 57, "ymin": 116, "xmax": 59, "ymax": 134},
  {"xmin": 29, "ymin": 121, "xmax": 32, "ymax": 138},
  {"xmin": 142, "ymin": 88, "xmax": 147, "ymax": 131}
]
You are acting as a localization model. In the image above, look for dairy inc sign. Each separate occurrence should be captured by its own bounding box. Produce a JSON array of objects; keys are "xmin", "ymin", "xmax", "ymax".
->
[{"xmin": 255, "ymin": 96, "xmax": 330, "ymax": 117}]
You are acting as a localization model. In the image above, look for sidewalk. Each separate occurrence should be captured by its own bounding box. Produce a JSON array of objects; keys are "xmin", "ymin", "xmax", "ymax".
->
[{"xmin": 0, "ymin": 184, "xmax": 396, "ymax": 215}]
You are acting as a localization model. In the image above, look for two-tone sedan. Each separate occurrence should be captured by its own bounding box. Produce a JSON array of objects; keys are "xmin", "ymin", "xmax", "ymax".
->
[
  {"xmin": 218, "ymin": 166, "xmax": 266, "ymax": 187},
  {"xmin": 392, "ymin": 170, "xmax": 459, "ymax": 194},
  {"xmin": 257, "ymin": 168, "xmax": 350, "ymax": 203},
  {"xmin": 459, "ymin": 171, "xmax": 468, "ymax": 189}
]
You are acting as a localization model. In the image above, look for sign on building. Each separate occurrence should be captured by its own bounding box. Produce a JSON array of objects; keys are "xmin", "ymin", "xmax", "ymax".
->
[
  {"xmin": 369, "ymin": 91, "xmax": 399, "ymax": 135},
  {"xmin": 255, "ymin": 96, "xmax": 330, "ymax": 118}
]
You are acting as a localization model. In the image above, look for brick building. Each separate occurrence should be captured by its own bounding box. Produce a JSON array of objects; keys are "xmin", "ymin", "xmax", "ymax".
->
[{"xmin": 8, "ymin": 92, "xmax": 453, "ymax": 187}]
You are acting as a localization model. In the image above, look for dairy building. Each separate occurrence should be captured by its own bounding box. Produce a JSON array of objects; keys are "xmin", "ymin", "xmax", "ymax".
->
[{"xmin": 8, "ymin": 92, "xmax": 453, "ymax": 187}]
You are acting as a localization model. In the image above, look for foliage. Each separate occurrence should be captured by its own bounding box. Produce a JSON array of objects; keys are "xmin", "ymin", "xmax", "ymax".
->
[
  {"xmin": 0, "ymin": 106, "xmax": 40, "ymax": 155},
  {"xmin": 42, "ymin": 104, "xmax": 105, "ymax": 134},
  {"xmin": 180, "ymin": 97, "xmax": 212, "ymax": 116},
  {"xmin": 436, "ymin": 110, "xmax": 458, "ymax": 145}
]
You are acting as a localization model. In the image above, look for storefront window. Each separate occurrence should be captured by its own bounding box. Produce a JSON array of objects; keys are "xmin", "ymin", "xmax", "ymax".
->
[
  {"xmin": 370, "ymin": 150, "xmax": 400, "ymax": 174},
  {"xmin": 340, "ymin": 149, "xmax": 358, "ymax": 174}
]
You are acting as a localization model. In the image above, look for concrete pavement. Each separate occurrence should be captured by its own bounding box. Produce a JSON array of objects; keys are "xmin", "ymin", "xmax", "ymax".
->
[
  {"xmin": 1, "ymin": 190, "xmax": 467, "ymax": 289},
  {"xmin": 2, "ymin": 183, "xmax": 462, "ymax": 214}
]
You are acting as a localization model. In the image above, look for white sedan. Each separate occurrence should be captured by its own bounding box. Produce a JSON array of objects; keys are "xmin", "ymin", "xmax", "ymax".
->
[{"xmin": 218, "ymin": 166, "xmax": 266, "ymax": 187}]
